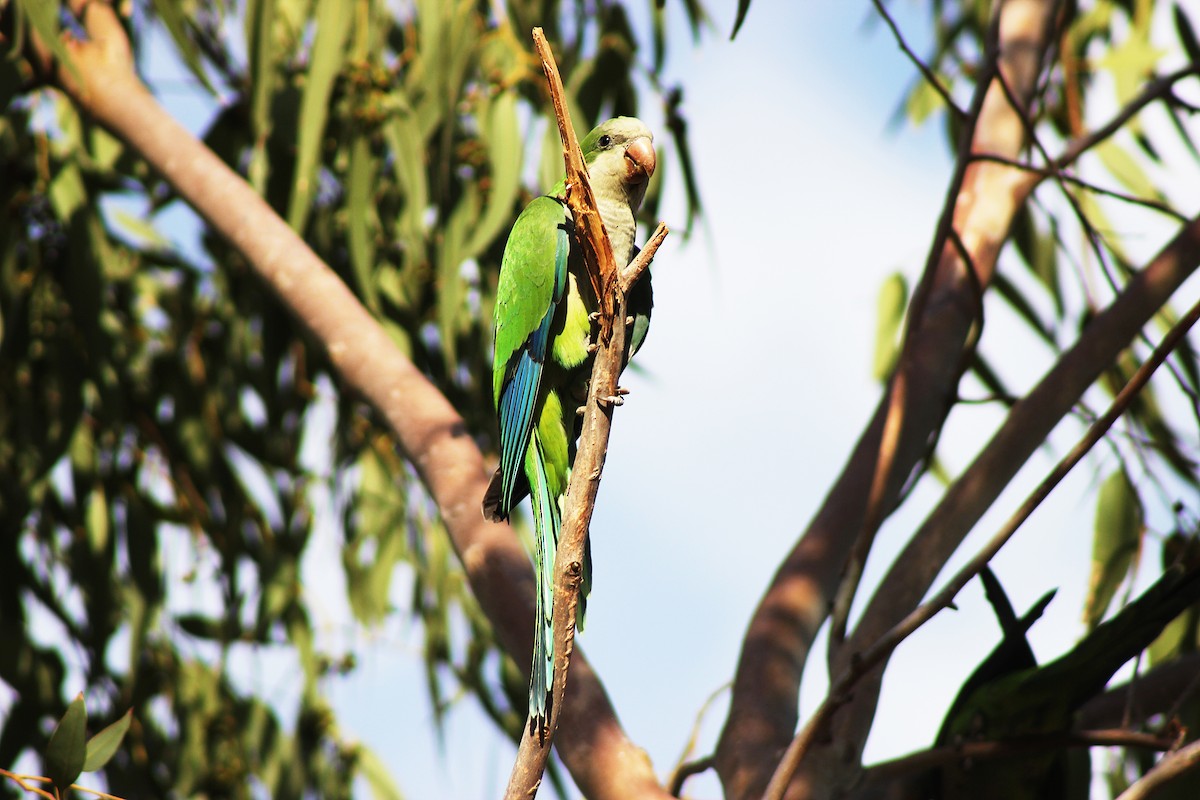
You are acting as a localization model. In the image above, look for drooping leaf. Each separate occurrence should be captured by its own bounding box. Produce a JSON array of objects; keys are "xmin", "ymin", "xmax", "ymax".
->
[
  {"xmin": 1095, "ymin": 139, "xmax": 1163, "ymax": 203},
  {"xmin": 355, "ymin": 744, "xmax": 406, "ymax": 800},
  {"xmin": 82, "ymin": 709, "xmax": 133, "ymax": 772},
  {"xmin": 346, "ymin": 134, "xmax": 380, "ymax": 310},
  {"xmin": 44, "ymin": 694, "xmax": 88, "ymax": 795},
  {"xmin": 1175, "ymin": 4, "xmax": 1200, "ymax": 70},
  {"xmin": 148, "ymin": 0, "xmax": 215, "ymax": 94},
  {"xmin": 873, "ymin": 271, "xmax": 908, "ymax": 381},
  {"xmin": 1084, "ymin": 469, "xmax": 1144, "ymax": 629},
  {"xmin": 731, "ymin": 0, "xmax": 752, "ymax": 40},
  {"xmin": 286, "ymin": 0, "xmax": 353, "ymax": 232}
]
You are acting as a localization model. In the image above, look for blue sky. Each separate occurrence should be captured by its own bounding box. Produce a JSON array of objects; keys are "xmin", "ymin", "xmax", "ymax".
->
[{"xmin": 121, "ymin": 1, "xmax": 1200, "ymax": 798}]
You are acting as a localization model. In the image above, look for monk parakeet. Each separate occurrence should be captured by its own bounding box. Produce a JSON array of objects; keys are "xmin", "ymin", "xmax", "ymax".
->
[{"xmin": 482, "ymin": 117, "xmax": 656, "ymax": 738}]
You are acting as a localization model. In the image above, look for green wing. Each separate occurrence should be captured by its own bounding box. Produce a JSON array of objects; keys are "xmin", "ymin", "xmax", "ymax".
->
[{"xmin": 486, "ymin": 195, "xmax": 571, "ymax": 520}]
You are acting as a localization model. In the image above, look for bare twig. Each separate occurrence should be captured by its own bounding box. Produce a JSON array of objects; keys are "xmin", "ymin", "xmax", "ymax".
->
[
  {"xmin": 668, "ymin": 756, "xmax": 715, "ymax": 798},
  {"xmin": 970, "ymin": 153, "xmax": 1188, "ymax": 221},
  {"xmin": 829, "ymin": 17, "xmax": 1001, "ymax": 650},
  {"xmin": 764, "ymin": 288, "xmax": 1200, "ymax": 800},
  {"xmin": 667, "ymin": 682, "xmax": 730, "ymax": 797},
  {"xmin": 869, "ymin": 0, "xmax": 966, "ymax": 120},
  {"xmin": 504, "ymin": 28, "xmax": 670, "ymax": 799},
  {"xmin": 1115, "ymin": 737, "xmax": 1200, "ymax": 800},
  {"xmin": 1055, "ymin": 66, "xmax": 1200, "ymax": 171}
]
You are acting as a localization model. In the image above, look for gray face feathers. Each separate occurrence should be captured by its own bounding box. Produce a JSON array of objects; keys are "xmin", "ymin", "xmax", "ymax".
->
[{"xmin": 581, "ymin": 117, "xmax": 656, "ymax": 212}]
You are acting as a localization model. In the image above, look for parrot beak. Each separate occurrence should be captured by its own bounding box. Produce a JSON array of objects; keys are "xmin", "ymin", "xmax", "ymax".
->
[{"xmin": 624, "ymin": 136, "xmax": 656, "ymax": 182}]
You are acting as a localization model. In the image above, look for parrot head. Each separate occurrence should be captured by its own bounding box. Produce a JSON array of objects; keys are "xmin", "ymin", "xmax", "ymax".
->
[{"xmin": 580, "ymin": 117, "xmax": 656, "ymax": 211}]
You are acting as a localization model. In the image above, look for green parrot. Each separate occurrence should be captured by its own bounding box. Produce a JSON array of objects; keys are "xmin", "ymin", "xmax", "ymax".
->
[
  {"xmin": 482, "ymin": 117, "xmax": 656, "ymax": 739},
  {"xmin": 933, "ymin": 565, "xmax": 1200, "ymax": 800}
]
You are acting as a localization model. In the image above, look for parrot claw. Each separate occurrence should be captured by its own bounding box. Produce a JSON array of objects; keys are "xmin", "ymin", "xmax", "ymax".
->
[
  {"xmin": 588, "ymin": 311, "xmax": 602, "ymax": 323},
  {"xmin": 597, "ymin": 394, "xmax": 625, "ymax": 408},
  {"xmin": 587, "ymin": 342, "xmax": 599, "ymax": 354},
  {"xmin": 625, "ymin": 315, "xmax": 635, "ymax": 326},
  {"xmin": 576, "ymin": 405, "xmax": 586, "ymax": 417}
]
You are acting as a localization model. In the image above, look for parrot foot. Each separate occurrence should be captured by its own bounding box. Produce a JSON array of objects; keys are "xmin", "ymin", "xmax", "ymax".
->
[
  {"xmin": 626, "ymin": 315, "xmax": 635, "ymax": 326},
  {"xmin": 597, "ymin": 394, "xmax": 625, "ymax": 408},
  {"xmin": 576, "ymin": 405, "xmax": 586, "ymax": 417},
  {"xmin": 588, "ymin": 311, "xmax": 602, "ymax": 322},
  {"xmin": 587, "ymin": 342, "xmax": 599, "ymax": 354}
]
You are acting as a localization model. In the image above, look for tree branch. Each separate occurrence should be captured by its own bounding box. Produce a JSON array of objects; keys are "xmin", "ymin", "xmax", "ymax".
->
[
  {"xmin": 1116, "ymin": 737, "xmax": 1200, "ymax": 800},
  {"xmin": 504, "ymin": 28, "xmax": 671, "ymax": 799},
  {"xmin": 37, "ymin": 6, "xmax": 659, "ymax": 799},
  {"xmin": 826, "ymin": 213, "xmax": 1200, "ymax": 798},
  {"xmin": 763, "ymin": 282, "xmax": 1200, "ymax": 800},
  {"xmin": 715, "ymin": 2, "xmax": 1060, "ymax": 796},
  {"xmin": 860, "ymin": 728, "xmax": 1178, "ymax": 789}
]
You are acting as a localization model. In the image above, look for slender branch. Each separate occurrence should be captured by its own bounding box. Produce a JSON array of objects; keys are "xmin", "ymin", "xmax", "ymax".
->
[
  {"xmin": 668, "ymin": 756, "xmax": 715, "ymax": 798},
  {"xmin": 1078, "ymin": 652, "xmax": 1200, "ymax": 730},
  {"xmin": 832, "ymin": 210, "xmax": 1200, "ymax": 791},
  {"xmin": 829, "ymin": 18, "xmax": 1001, "ymax": 650},
  {"xmin": 38, "ymin": 7, "xmax": 660, "ymax": 799},
  {"xmin": 970, "ymin": 153, "xmax": 1189, "ymax": 221},
  {"xmin": 0, "ymin": 771, "xmax": 57, "ymax": 800},
  {"xmin": 1116, "ymin": 738, "xmax": 1200, "ymax": 800},
  {"xmin": 860, "ymin": 728, "xmax": 1178, "ymax": 787},
  {"xmin": 764, "ymin": 288, "xmax": 1200, "ymax": 800},
  {"xmin": 715, "ymin": 2, "xmax": 1060, "ymax": 795},
  {"xmin": 619, "ymin": 224, "xmax": 669, "ymax": 296},
  {"xmin": 504, "ymin": 29, "xmax": 670, "ymax": 799},
  {"xmin": 667, "ymin": 682, "xmax": 730, "ymax": 797},
  {"xmin": 1055, "ymin": 66, "xmax": 1200, "ymax": 171},
  {"xmin": 870, "ymin": 0, "xmax": 966, "ymax": 120}
]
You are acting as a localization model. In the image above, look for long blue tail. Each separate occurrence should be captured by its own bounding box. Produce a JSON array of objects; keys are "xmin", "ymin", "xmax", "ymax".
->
[{"xmin": 528, "ymin": 432, "xmax": 560, "ymax": 740}]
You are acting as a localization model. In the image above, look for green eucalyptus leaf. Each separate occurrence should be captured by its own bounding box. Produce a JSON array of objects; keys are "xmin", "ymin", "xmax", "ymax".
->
[
  {"xmin": 355, "ymin": 744, "xmax": 406, "ymax": 800},
  {"xmin": 1095, "ymin": 139, "xmax": 1162, "ymax": 202},
  {"xmin": 872, "ymin": 272, "xmax": 907, "ymax": 381},
  {"xmin": 347, "ymin": 134, "xmax": 380, "ymax": 310},
  {"xmin": 1084, "ymin": 470, "xmax": 1144, "ymax": 629},
  {"xmin": 44, "ymin": 694, "xmax": 88, "ymax": 795},
  {"xmin": 730, "ymin": 0, "xmax": 752, "ymax": 39},
  {"xmin": 1175, "ymin": 4, "xmax": 1200, "ymax": 73},
  {"xmin": 149, "ymin": 0, "xmax": 215, "ymax": 94},
  {"xmin": 82, "ymin": 709, "xmax": 132, "ymax": 772},
  {"xmin": 287, "ymin": 0, "xmax": 352, "ymax": 232}
]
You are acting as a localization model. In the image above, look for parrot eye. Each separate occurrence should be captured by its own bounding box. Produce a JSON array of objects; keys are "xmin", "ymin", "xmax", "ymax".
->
[{"xmin": 598, "ymin": 134, "xmax": 613, "ymax": 148}]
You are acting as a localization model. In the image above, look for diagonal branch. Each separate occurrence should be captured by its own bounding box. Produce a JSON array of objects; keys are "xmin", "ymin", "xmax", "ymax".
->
[
  {"xmin": 36, "ymin": 5, "xmax": 661, "ymax": 799},
  {"xmin": 504, "ymin": 28, "xmax": 671, "ymax": 799},
  {"xmin": 714, "ymin": 2, "xmax": 1060, "ymax": 796},
  {"xmin": 1115, "ymin": 737, "xmax": 1200, "ymax": 800},
  {"xmin": 830, "ymin": 210, "xmax": 1200, "ymax": 789},
  {"xmin": 764, "ymin": 283, "xmax": 1200, "ymax": 799}
]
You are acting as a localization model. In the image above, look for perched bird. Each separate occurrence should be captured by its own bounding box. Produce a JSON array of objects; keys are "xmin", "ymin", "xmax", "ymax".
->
[{"xmin": 482, "ymin": 117, "xmax": 656, "ymax": 738}]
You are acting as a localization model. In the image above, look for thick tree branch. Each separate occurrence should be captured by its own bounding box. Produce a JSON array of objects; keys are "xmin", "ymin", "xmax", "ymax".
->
[
  {"xmin": 504, "ymin": 28, "xmax": 671, "ymax": 799},
  {"xmin": 763, "ymin": 284, "xmax": 1200, "ymax": 800},
  {"xmin": 715, "ymin": 2, "xmax": 1059, "ymax": 796},
  {"xmin": 827, "ymin": 213, "xmax": 1200, "ymax": 796},
  {"xmin": 38, "ymin": 6, "xmax": 657, "ymax": 799},
  {"xmin": 860, "ymin": 728, "xmax": 1177, "ymax": 790},
  {"xmin": 1077, "ymin": 652, "xmax": 1200, "ymax": 730}
]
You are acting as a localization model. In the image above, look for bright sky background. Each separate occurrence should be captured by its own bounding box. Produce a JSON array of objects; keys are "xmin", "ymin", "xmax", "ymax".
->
[{"xmin": 127, "ymin": 1, "xmax": 1200, "ymax": 798}]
